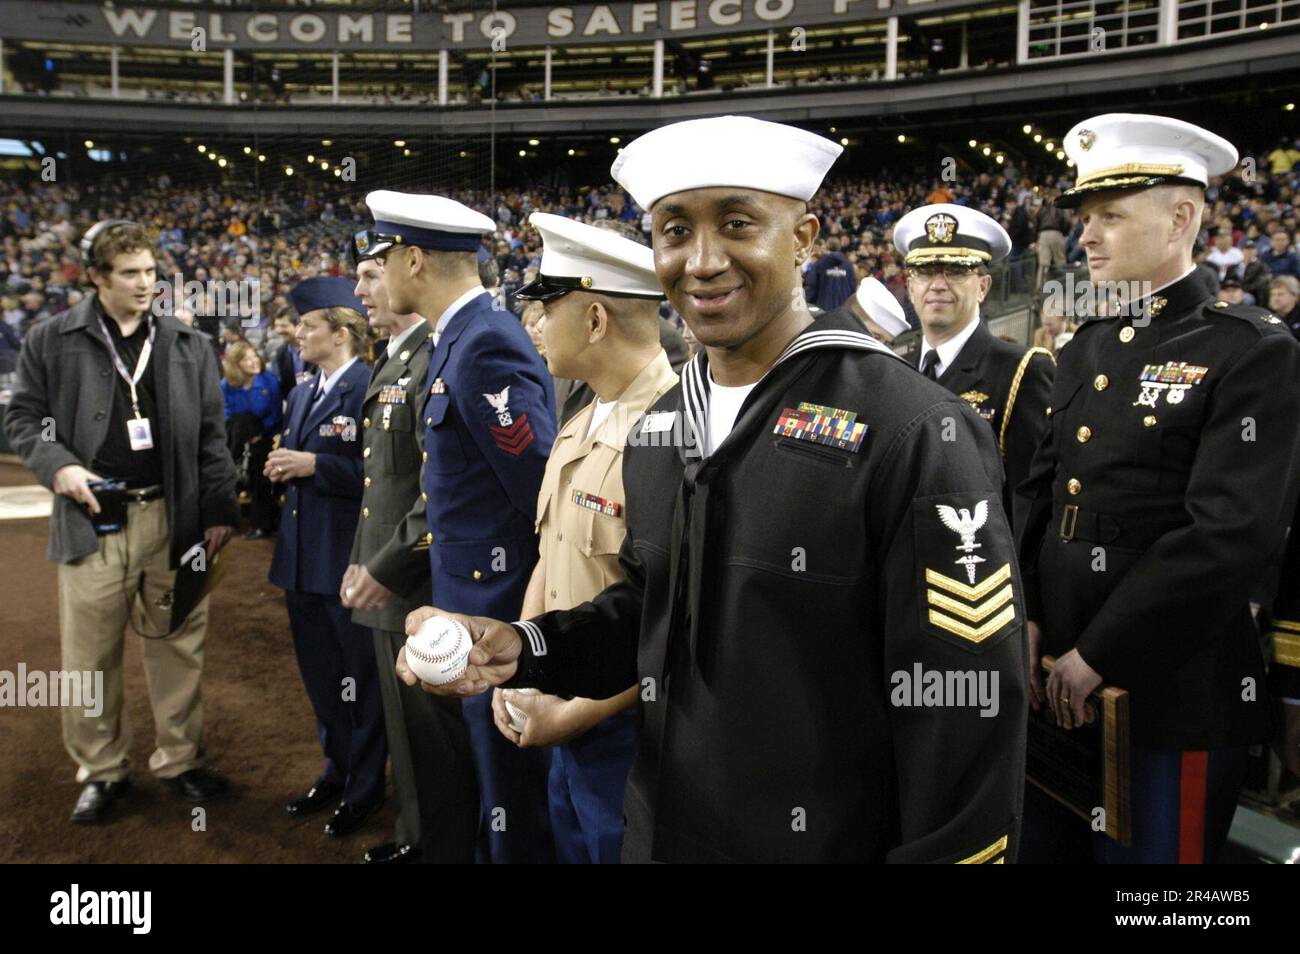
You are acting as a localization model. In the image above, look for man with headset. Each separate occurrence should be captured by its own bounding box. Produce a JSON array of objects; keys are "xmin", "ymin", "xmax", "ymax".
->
[{"xmin": 6, "ymin": 219, "xmax": 239, "ymax": 824}]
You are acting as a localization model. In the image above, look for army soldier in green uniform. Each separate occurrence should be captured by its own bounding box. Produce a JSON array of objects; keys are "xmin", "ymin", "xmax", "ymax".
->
[
  {"xmin": 1015, "ymin": 114, "xmax": 1300, "ymax": 863},
  {"xmin": 400, "ymin": 115, "xmax": 1028, "ymax": 864},
  {"xmin": 341, "ymin": 231, "xmax": 479, "ymax": 864}
]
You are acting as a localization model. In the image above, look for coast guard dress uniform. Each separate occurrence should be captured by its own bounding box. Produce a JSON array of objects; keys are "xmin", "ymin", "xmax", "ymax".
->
[
  {"xmin": 1014, "ymin": 114, "xmax": 1300, "ymax": 863},
  {"xmin": 346, "ymin": 232, "xmax": 479, "ymax": 864},
  {"xmin": 504, "ymin": 116, "xmax": 1028, "ymax": 863},
  {"xmin": 366, "ymin": 191, "xmax": 558, "ymax": 863},
  {"xmin": 893, "ymin": 204, "xmax": 1054, "ymax": 523},
  {"xmin": 515, "ymin": 212, "xmax": 679, "ymax": 863},
  {"xmin": 269, "ymin": 278, "xmax": 387, "ymax": 830}
]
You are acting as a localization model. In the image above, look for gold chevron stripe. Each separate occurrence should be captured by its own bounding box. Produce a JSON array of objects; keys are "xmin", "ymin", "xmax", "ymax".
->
[
  {"xmin": 930, "ymin": 604, "xmax": 1017, "ymax": 644},
  {"xmin": 927, "ymin": 584, "xmax": 1014, "ymax": 623},
  {"xmin": 957, "ymin": 835, "xmax": 1008, "ymax": 864},
  {"xmin": 925, "ymin": 563, "xmax": 1012, "ymax": 601},
  {"xmin": 1274, "ymin": 619, "xmax": 1300, "ymax": 633},
  {"xmin": 1273, "ymin": 631, "xmax": 1300, "ymax": 667}
]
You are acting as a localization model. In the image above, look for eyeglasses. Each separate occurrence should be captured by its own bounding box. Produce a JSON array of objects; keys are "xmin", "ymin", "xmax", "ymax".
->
[{"xmin": 907, "ymin": 264, "xmax": 981, "ymax": 281}]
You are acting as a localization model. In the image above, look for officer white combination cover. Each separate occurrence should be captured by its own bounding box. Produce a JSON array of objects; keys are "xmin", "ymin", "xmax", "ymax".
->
[
  {"xmin": 610, "ymin": 115, "xmax": 844, "ymax": 212},
  {"xmin": 893, "ymin": 203, "xmax": 1013, "ymax": 267}
]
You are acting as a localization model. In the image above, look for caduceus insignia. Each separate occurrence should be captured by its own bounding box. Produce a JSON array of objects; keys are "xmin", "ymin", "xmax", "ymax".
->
[{"xmin": 936, "ymin": 500, "xmax": 989, "ymax": 584}]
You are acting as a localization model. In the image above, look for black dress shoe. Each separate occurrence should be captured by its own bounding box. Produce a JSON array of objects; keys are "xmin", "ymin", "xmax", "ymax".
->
[
  {"xmin": 364, "ymin": 842, "xmax": 422, "ymax": 864},
  {"xmin": 160, "ymin": 767, "xmax": 229, "ymax": 801},
  {"xmin": 285, "ymin": 782, "xmax": 343, "ymax": 817},
  {"xmin": 71, "ymin": 779, "xmax": 131, "ymax": 823},
  {"xmin": 324, "ymin": 802, "xmax": 379, "ymax": 838}
]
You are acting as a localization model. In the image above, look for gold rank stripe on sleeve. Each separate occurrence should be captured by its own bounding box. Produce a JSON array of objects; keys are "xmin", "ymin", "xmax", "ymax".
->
[
  {"xmin": 956, "ymin": 834, "xmax": 1008, "ymax": 864},
  {"xmin": 1271, "ymin": 627, "xmax": 1300, "ymax": 667},
  {"xmin": 925, "ymin": 563, "xmax": 1017, "ymax": 645}
]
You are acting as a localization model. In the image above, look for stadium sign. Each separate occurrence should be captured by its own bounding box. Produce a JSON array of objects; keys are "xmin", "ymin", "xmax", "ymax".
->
[{"xmin": 0, "ymin": 0, "xmax": 985, "ymax": 50}]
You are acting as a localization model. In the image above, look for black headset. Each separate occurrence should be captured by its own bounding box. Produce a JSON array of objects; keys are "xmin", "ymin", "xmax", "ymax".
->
[{"xmin": 79, "ymin": 218, "xmax": 142, "ymax": 272}]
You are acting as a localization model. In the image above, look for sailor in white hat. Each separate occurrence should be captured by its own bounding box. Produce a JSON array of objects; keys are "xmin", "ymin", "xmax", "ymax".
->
[
  {"xmin": 822, "ymin": 275, "xmax": 911, "ymax": 345},
  {"xmin": 373, "ymin": 189, "xmax": 559, "ymax": 864},
  {"xmin": 893, "ymin": 201, "xmax": 1054, "ymax": 521},
  {"xmin": 1016, "ymin": 114, "xmax": 1300, "ymax": 865},
  {"xmin": 496, "ymin": 212, "xmax": 677, "ymax": 863},
  {"xmin": 402, "ymin": 114, "xmax": 1030, "ymax": 866}
]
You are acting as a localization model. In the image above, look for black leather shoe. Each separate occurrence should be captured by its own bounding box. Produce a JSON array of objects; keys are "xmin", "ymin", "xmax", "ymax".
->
[
  {"xmin": 71, "ymin": 779, "xmax": 131, "ymax": 823},
  {"xmin": 286, "ymin": 782, "xmax": 343, "ymax": 817},
  {"xmin": 324, "ymin": 802, "xmax": 379, "ymax": 838},
  {"xmin": 364, "ymin": 842, "xmax": 422, "ymax": 864},
  {"xmin": 160, "ymin": 767, "xmax": 229, "ymax": 801}
]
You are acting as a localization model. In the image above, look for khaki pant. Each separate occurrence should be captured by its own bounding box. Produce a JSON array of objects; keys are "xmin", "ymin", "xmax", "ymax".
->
[{"xmin": 57, "ymin": 497, "xmax": 208, "ymax": 783}]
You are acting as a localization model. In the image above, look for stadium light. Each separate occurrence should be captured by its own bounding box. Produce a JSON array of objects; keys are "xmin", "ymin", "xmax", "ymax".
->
[
  {"xmin": 307, "ymin": 154, "xmax": 315, "ymax": 163},
  {"xmin": 982, "ymin": 146, "xmax": 991, "ymax": 156},
  {"xmin": 404, "ymin": 149, "xmax": 411, "ymax": 157},
  {"xmin": 519, "ymin": 150, "xmax": 527, "ymax": 158},
  {"xmin": 333, "ymin": 168, "xmax": 341, "ymax": 177},
  {"xmin": 829, "ymin": 127, "xmax": 837, "ymax": 134},
  {"xmin": 320, "ymin": 161, "xmax": 329, "ymax": 170},
  {"xmin": 258, "ymin": 154, "xmax": 266, "ymax": 162},
  {"xmin": 394, "ymin": 140, "xmax": 406, "ymax": 147},
  {"xmin": 1045, "ymin": 141, "xmax": 1054, "ymax": 151},
  {"xmin": 208, "ymin": 153, "xmax": 216, "ymax": 161},
  {"xmin": 528, "ymin": 139, "xmax": 540, "ymax": 146},
  {"xmin": 567, "ymin": 149, "xmax": 576, "ymax": 156},
  {"xmin": 840, "ymin": 138, "xmax": 849, "ymax": 147},
  {"xmin": 1022, "ymin": 124, "xmax": 1032, "ymax": 134},
  {"xmin": 1286, "ymin": 103, "xmax": 1296, "ymax": 111},
  {"xmin": 995, "ymin": 154, "xmax": 1004, "ymax": 164},
  {"xmin": 198, "ymin": 145, "xmax": 207, "ymax": 153},
  {"xmin": 218, "ymin": 158, "xmax": 227, "ymax": 168},
  {"xmin": 243, "ymin": 146, "xmax": 252, "ymax": 155},
  {"xmin": 285, "ymin": 166, "xmax": 294, "ymax": 176},
  {"xmin": 609, "ymin": 137, "xmax": 621, "ymax": 144},
  {"xmin": 968, "ymin": 139, "xmax": 977, "ymax": 148},
  {"xmin": 321, "ymin": 139, "xmax": 333, "ymax": 146},
  {"xmin": 83, "ymin": 140, "xmax": 94, "ymax": 149},
  {"xmin": 1033, "ymin": 133, "xmax": 1042, "ymax": 143},
  {"xmin": 897, "ymin": 134, "xmax": 906, "ymax": 144}
]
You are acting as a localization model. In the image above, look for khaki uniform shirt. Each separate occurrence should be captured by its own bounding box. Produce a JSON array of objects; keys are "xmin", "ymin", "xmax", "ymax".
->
[{"xmin": 534, "ymin": 350, "xmax": 678, "ymax": 612}]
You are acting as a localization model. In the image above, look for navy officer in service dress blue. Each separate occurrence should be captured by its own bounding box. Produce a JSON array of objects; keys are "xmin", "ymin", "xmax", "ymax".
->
[
  {"xmin": 365, "ymin": 190, "xmax": 557, "ymax": 863},
  {"xmin": 267, "ymin": 277, "xmax": 388, "ymax": 839}
]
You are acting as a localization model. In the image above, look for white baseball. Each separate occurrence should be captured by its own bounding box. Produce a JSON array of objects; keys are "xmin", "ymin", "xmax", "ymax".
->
[
  {"xmin": 505, "ymin": 688, "xmax": 541, "ymax": 733},
  {"xmin": 405, "ymin": 616, "xmax": 472, "ymax": 686}
]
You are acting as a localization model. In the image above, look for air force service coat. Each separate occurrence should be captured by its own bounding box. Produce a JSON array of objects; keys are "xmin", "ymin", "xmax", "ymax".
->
[
  {"xmin": 507, "ymin": 311, "xmax": 1029, "ymax": 864},
  {"xmin": 421, "ymin": 291, "xmax": 556, "ymax": 618},
  {"xmin": 269, "ymin": 359, "xmax": 370, "ymax": 594}
]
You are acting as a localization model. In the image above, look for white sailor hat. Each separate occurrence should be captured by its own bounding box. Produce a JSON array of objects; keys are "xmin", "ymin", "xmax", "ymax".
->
[
  {"xmin": 1056, "ymin": 113, "xmax": 1238, "ymax": 209},
  {"xmin": 893, "ymin": 203, "xmax": 1012, "ymax": 267},
  {"xmin": 854, "ymin": 277, "xmax": 909, "ymax": 337},
  {"xmin": 516, "ymin": 213, "xmax": 663, "ymax": 302},
  {"xmin": 611, "ymin": 115, "xmax": 843, "ymax": 212},
  {"xmin": 362, "ymin": 190, "xmax": 496, "ymax": 255}
]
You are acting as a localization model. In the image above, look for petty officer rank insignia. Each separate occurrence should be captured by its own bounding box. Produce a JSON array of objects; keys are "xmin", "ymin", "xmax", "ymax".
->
[
  {"xmin": 773, "ymin": 402, "xmax": 868, "ymax": 453},
  {"xmin": 482, "ymin": 386, "xmax": 535, "ymax": 456},
  {"xmin": 1132, "ymin": 361, "xmax": 1208, "ymax": 407},
  {"xmin": 959, "ymin": 390, "xmax": 995, "ymax": 421},
  {"xmin": 321, "ymin": 415, "xmax": 358, "ymax": 441},
  {"xmin": 916, "ymin": 494, "xmax": 1018, "ymax": 652},
  {"xmin": 572, "ymin": 491, "xmax": 622, "ymax": 518}
]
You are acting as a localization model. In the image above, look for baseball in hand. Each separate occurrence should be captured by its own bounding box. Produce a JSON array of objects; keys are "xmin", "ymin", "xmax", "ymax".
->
[
  {"xmin": 505, "ymin": 688, "xmax": 541, "ymax": 733},
  {"xmin": 405, "ymin": 616, "xmax": 472, "ymax": 686}
]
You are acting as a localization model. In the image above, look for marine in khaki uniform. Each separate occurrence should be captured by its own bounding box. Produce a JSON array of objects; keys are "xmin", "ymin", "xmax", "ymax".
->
[
  {"xmin": 340, "ymin": 230, "xmax": 478, "ymax": 864},
  {"xmin": 492, "ymin": 212, "xmax": 677, "ymax": 863}
]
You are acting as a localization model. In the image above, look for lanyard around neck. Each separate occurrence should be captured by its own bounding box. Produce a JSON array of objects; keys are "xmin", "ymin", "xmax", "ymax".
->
[{"xmin": 96, "ymin": 312, "xmax": 155, "ymax": 418}]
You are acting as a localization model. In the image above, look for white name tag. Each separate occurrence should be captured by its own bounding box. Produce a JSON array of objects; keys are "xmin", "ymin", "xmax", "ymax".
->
[
  {"xmin": 641, "ymin": 411, "xmax": 677, "ymax": 433},
  {"xmin": 127, "ymin": 417, "xmax": 154, "ymax": 451}
]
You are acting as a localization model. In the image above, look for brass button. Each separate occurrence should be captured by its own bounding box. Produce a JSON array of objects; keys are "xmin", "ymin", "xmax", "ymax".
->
[
  {"xmin": 423, "ymin": 532, "xmax": 432, "ymax": 545},
  {"xmin": 1093, "ymin": 374, "xmax": 1109, "ymax": 391},
  {"xmin": 473, "ymin": 570, "xmax": 482, "ymax": 580},
  {"xmin": 363, "ymin": 507, "xmax": 370, "ymax": 518},
  {"xmin": 363, "ymin": 447, "xmax": 371, "ymax": 458},
  {"xmin": 1119, "ymin": 327, "xmax": 1135, "ymax": 343},
  {"xmin": 421, "ymin": 492, "xmax": 428, "ymax": 502},
  {"xmin": 1214, "ymin": 301, "xmax": 1228, "ymax": 309},
  {"xmin": 1067, "ymin": 478, "xmax": 1081, "ymax": 495},
  {"xmin": 1045, "ymin": 406, "xmax": 1052, "ymax": 418},
  {"xmin": 422, "ymin": 451, "xmax": 428, "ymax": 462},
  {"xmin": 291, "ymin": 508, "xmax": 297, "ymax": 517},
  {"xmin": 1076, "ymin": 426, "xmax": 1091, "ymax": 443},
  {"xmin": 363, "ymin": 417, "xmax": 370, "ymax": 428},
  {"xmin": 364, "ymin": 476, "xmax": 371, "ymax": 488},
  {"xmin": 1143, "ymin": 415, "xmax": 1157, "ymax": 428},
  {"xmin": 426, "ymin": 416, "xmax": 432, "ymax": 425}
]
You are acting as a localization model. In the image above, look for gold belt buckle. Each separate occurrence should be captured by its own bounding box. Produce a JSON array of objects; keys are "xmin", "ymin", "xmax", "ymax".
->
[{"xmin": 1059, "ymin": 504, "xmax": 1079, "ymax": 541}]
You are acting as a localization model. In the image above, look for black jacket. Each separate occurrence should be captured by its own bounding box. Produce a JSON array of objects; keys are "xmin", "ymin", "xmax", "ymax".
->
[
  {"xmin": 931, "ymin": 321, "xmax": 1054, "ymax": 528},
  {"xmin": 1015, "ymin": 270, "xmax": 1300, "ymax": 747},
  {"xmin": 509, "ymin": 311, "xmax": 1028, "ymax": 863},
  {"xmin": 5, "ymin": 295, "xmax": 239, "ymax": 566}
]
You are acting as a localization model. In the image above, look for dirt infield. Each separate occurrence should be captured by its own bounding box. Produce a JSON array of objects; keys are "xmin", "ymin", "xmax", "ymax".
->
[{"xmin": 0, "ymin": 462, "xmax": 397, "ymax": 863}]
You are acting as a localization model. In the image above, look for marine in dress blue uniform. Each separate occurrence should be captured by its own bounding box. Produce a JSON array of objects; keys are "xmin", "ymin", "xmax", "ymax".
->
[
  {"xmin": 366, "ymin": 191, "xmax": 558, "ymax": 863},
  {"xmin": 268, "ymin": 277, "xmax": 387, "ymax": 836}
]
